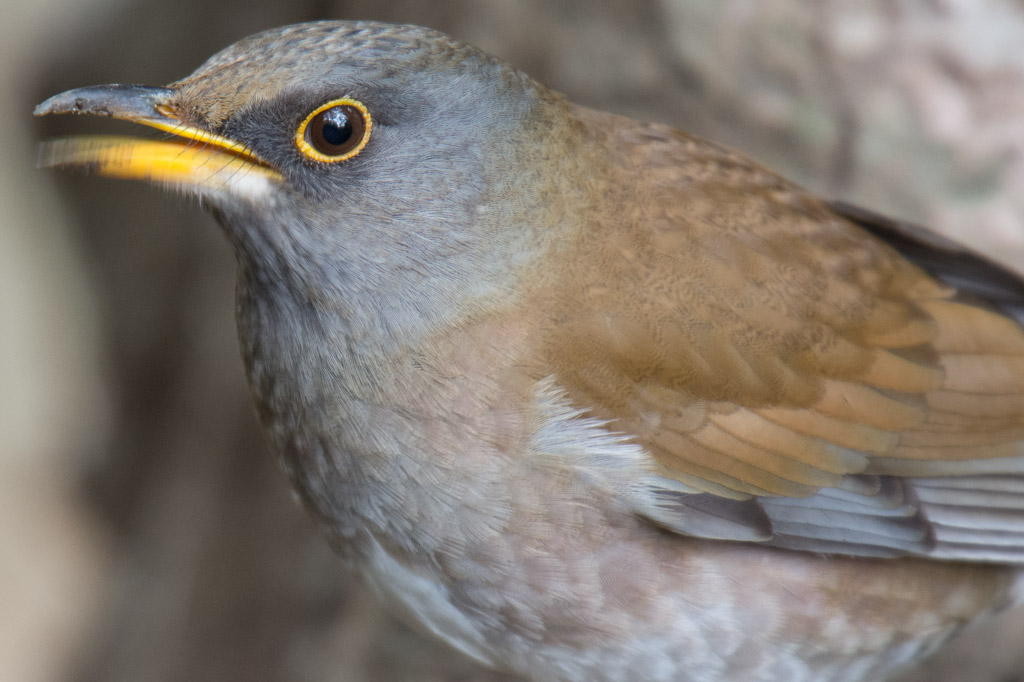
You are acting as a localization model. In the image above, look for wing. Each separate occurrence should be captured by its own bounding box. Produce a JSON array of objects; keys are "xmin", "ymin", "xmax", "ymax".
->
[{"xmin": 539, "ymin": 110, "xmax": 1024, "ymax": 562}]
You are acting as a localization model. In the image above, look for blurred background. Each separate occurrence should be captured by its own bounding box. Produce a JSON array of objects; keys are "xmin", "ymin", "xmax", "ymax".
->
[{"xmin": 5, "ymin": 1, "xmax": 1024, "ymax": 681}]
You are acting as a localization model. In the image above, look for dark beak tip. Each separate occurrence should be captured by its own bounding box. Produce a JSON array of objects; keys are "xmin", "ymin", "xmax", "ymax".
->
[
  {"xmin": 33, "ymin": 84, "xmax": 174, "ymax": 119},
  {"xmin": 33, "ymin": 96, "xmax": 66, "ymax": 117}
]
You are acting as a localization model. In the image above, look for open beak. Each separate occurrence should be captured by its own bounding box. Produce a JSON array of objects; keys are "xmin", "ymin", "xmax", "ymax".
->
[{"xmin": 35, "ymin": 84, "xmax": 282, "ymax": 195}]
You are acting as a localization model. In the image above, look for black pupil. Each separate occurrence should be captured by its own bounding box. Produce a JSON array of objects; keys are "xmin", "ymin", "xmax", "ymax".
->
[
  {"xmin": 320, "ymin": 108, "xmax": 352, "ymax": 146},
  {"xmin": 309, "ymin": 104, "xmax": 364, "ymax": 156}
]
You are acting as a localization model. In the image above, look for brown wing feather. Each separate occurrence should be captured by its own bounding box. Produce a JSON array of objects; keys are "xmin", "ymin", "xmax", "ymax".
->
[{"xmin": 534, "ymin": 106, "xmax": 1024, "ymax": 559}]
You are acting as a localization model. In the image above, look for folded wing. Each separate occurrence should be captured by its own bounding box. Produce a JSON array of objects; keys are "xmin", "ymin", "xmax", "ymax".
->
[{"xmin": 541, "ymin": 117, "xmax": 1024, "ymax": 562}]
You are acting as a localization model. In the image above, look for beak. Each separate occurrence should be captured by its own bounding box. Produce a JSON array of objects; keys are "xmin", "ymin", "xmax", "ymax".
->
[{"xmin": 35, "ymin": 84, "xmax": 282, "ymax": 194}]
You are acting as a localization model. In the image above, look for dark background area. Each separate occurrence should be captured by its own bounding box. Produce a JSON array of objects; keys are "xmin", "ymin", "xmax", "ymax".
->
[{"xmin": 5, "ymin": 1, "xmax": 1024, "ymax": 681}]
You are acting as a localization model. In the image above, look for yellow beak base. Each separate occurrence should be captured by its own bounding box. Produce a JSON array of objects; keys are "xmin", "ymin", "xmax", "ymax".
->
[{"xmin": 35, "ymin": 84, "xmax": 282, "ymax": 191}]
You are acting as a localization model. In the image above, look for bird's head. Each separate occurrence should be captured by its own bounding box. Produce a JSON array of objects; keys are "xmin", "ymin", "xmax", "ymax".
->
[{"xmin": 36, "ymin": 21, "xmax": 580, "ymax": 336}]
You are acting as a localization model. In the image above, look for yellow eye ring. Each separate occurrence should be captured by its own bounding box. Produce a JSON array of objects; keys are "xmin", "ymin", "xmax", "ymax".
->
[{"xmin": 295, "ymin": 97, "xmax": 372, "ymax": 163}]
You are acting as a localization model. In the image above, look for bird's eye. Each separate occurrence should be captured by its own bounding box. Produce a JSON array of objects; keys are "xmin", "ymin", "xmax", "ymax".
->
[{"xmin": 295, "ymin": 98, "xmax": 372, "ymax": 163}]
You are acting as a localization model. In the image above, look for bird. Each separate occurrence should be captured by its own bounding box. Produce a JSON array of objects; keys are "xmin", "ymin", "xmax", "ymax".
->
[{"xmin": 35, "ymin": 20, "xmax": 1024, "ymax": 682}]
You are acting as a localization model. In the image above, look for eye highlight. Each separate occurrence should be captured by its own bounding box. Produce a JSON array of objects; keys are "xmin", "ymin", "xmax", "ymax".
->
[{"xmin": 295, "ymin": 98, "xmax": 372, "ymax": 163}]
